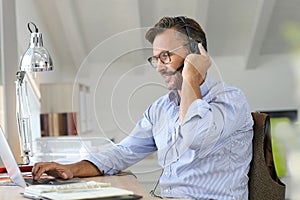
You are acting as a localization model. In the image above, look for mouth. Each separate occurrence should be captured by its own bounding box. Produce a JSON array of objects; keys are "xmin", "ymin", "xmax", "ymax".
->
[
  {"xmin": 161, "ymin": 74, "xmax": 172, "ymax": 83},
  {"xmin": 161, "ymin": 70, "xmax": 174, "ymax": 77}
]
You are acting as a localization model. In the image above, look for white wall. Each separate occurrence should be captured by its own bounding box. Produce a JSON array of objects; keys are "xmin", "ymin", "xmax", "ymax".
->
[{"xmin": 211, "ymin": 55, "xmax": 299, "ymax": 113}]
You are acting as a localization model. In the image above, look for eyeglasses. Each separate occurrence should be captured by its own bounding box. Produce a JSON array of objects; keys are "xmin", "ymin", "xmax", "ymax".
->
[{"xmin": 147, "ymin": 42, "xmax": 190, "ymax": 68}]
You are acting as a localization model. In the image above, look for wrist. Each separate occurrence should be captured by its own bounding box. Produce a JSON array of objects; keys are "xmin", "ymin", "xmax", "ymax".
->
[
  {"xmin": 73, "ymin": 160, "xmax": 102, "ymax": 177},
  {"xmin": 183, "ymin": 72, "xmax": 205, "ymax": 87}
]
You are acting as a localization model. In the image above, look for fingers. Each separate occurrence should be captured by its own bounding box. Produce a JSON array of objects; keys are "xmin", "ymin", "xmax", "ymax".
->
[
  {"xmin": 32, "ymin": 162, "xmax": 47, "ymax": 180},
  {"xmin": 32, "ymin": 162, "xmax": 71, "ymax": 181},
  {"xmin": 49, "ymin": 168, "xmax": 73, "ymax": 180},
  {"xmin": 198, "ymin": 43, "xmax": 208, "ymax": 57},
  {"xmin": 183, "ymin": 43, "xmax": 211, "ymax": 85}
]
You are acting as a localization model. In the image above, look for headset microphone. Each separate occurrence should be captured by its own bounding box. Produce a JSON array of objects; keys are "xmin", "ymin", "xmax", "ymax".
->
[
  {"xmin": 171, "ymin": 63, "xmax": 184, "ymax": 75},
  {"xmin": 164, "ymin": 63, "xmax": 184, "ymax": 76}
]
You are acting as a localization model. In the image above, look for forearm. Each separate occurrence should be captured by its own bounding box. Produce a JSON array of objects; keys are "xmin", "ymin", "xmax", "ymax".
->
[
  {"xmin": 179, "ymin": 79, "xmax": 202, "ymax": 122},
  {"xmin": 67, "ymin": 160, "xmax": 102, "ymax": 177},
  {"xmin": 180, "ymin": 44, "xmax": 209, "ymax": 122}
]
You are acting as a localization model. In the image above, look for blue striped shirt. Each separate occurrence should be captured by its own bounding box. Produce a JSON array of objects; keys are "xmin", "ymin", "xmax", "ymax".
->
[{"xmin": 86, "ymin": 76, "xmax": 253, "ymax": 200}]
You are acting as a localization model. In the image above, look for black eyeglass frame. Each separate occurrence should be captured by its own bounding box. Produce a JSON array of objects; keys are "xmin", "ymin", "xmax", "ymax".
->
[{"xmin": 147, "ymin": 42, "xmax": 191, "ymax": 68}]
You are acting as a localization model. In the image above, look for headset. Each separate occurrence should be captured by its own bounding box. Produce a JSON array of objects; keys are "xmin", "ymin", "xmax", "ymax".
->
[{"xmin": 177, "ymin": 16, "xmax": 201, "ymax": 54}]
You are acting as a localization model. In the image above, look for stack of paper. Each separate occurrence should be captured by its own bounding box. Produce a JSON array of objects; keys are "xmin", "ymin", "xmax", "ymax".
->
[{"xmin": 23, "ymin": 181, "xmax": 137, "ymax": 200}]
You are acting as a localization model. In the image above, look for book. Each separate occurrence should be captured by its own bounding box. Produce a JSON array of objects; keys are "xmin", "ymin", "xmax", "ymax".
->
[{"xmin": 22, "ymin": 181, "xmax": 138, "ymax": 200}]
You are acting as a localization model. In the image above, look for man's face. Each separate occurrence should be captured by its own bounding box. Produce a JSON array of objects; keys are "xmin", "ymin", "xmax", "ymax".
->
[{"xmin": 152, "ymin": 29, "xmax": 188, "ymax": 90}]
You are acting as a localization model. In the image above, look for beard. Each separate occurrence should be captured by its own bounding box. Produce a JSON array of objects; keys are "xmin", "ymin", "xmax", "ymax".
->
[{"xmin": 163, "ymin": 73, "xmax": 183, "ymax": 90}]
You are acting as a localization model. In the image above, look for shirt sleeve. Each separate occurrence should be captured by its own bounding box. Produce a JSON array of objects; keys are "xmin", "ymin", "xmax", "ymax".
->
[
  {"xmin": 84, "ymin": 108, "xmax": 157, "ymax": 175},
  {"xmin": 177, "ymin": 88, "xmax": 253, "ymax": 159}
]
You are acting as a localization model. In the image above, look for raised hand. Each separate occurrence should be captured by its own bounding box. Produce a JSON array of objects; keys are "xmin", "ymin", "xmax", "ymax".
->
[{"xmin": 182, "ymin": 43, "xmax": 211, "ymax": 86}]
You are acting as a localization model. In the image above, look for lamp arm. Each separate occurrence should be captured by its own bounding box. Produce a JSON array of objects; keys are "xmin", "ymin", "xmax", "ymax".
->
[{"xmin": 15, "ymin": 71, "xmax": 32, "ymax": 165}]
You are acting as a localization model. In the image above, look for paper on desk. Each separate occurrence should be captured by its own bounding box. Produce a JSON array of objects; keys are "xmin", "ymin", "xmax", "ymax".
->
[
  {"xmin": 24, "ymin": 181, "xmax": 111, "ymax": 195},
  {"xmin": 24, "ymin": 181, "xmax": 134, "ymax": 200},
  {"xmin": 41, "ymin": 187, "xmax": 134, "ymax": 200}
]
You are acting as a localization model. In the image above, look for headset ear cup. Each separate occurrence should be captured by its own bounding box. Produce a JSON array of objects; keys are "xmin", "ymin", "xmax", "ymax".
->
[{"xmin": 190, "ymin": 41, "xmax": 200, "ymax": 54}]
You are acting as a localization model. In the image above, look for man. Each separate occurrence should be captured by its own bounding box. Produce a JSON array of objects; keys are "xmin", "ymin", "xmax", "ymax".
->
[{"xmin": 32, "ymin": 16, "xmax": 253, "ymax": 199}]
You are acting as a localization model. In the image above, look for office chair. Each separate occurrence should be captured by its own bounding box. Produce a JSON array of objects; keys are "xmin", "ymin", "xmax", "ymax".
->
[{"xmin": 248, "ymin": 112, "xmax": 286, "ymax": 200}]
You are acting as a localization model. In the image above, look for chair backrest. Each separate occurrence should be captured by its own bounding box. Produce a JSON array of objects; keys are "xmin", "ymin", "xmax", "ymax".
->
[{"xmin": 248, "ymin": 112, "xmax": 286, "ymax": 200}]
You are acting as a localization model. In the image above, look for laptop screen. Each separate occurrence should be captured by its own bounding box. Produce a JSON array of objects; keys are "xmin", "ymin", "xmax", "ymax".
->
[{"xmin": 0, "ymin": 126, "xmax": 27, "ymax": 187}]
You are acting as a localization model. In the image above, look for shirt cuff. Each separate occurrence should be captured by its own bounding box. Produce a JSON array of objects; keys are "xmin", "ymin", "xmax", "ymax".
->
[
  {"xmin": 83, "ymin": 154, "xmax": 120, "ymax": 175},
  {"xmin": 182, "ymin": 99, "xmax": 211, "ymax": 125}
]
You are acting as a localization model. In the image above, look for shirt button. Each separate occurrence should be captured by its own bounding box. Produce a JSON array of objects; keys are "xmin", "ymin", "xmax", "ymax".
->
[
  {"xmin": 164, "ymin": 189, "xmax": 169, "ymax": 193},
  {"xmin": 165, "ymin": 172, "xmax": 168, "ymax": 176}
]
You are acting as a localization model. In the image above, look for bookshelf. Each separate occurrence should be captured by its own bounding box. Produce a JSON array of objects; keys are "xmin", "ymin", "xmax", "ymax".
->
[{"xmin": 40, "ymin": 82, "xmax": 91, "ymax": 136}]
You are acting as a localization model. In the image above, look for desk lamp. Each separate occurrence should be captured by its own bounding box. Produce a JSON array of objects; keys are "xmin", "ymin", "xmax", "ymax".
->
[{"xmin": 16, "ymin": 22, "xmax": 53, "ymax": 164}]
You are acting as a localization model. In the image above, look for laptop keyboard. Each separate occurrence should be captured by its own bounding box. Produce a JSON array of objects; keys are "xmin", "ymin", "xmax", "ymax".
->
[
  {"xmin": 25, "ymin": 177, "xmax": 83, "ymax": 185},
  {"xmin": 25, "ymin": 177, "xmax": 55, "ymax": 185}
]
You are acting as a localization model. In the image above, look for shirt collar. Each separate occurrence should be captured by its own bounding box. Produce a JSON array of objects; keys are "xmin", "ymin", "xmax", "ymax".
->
[{"xmin": 200, "ymin": 76, "xmax": 212, "ymax": 97}]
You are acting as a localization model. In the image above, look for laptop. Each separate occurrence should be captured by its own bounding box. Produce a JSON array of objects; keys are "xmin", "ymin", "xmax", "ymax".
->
[{"xmin": 0, "ymin": 126, "xmax": 82, "ymax": 187}]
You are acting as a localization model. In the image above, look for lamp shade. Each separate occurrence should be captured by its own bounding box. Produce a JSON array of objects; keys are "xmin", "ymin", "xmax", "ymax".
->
[{"xmin": 19, "ymin": 31, "xmax": 53, "ymax": 72}]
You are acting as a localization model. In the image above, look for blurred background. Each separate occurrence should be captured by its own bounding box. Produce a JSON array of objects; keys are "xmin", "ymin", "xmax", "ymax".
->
[{"xmin": 1, "ymin": 0, "xmax": 300, "ymax": 198}]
